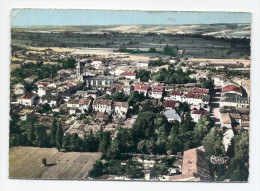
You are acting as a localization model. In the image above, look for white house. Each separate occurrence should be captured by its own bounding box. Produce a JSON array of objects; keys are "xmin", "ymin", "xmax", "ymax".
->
[
  {"xmin": 113, "ymin": 101, "xmax": 129, "ymax": 119},
  {"xmin": 37, "ymin": 86, "xmax": 51, "ymax": 97},
  {"xmin": 17, "ymin": 93, "xmax": 37, "ymax": 106},
  {"xmin": 134, "ymin": 84, "xmax": 150, "ymax": 96},
  {"xmin": 136, "ymin": 62, "xmax": 148, "ymax": 68},
  {"xmin": 170, "ymin": 90, "xmax": 183, "ymax": 101},
  {"xmin": 223, "ymin": 128, "xmax": 234, "ymax": 152},
  {"xmin": 149, "ymin": 86, "xmax": 164, "ymax": 99},
  {"xmin": 220, "ymin": 96, "xmax": 249, "ymax": 108},
  {"xmin": 220, "ymin": 113, "xmax": 232, "ymax": 129},
  {"xmin": 123, "ymin": 85, "xmax": 133, "ymax": 95},
  {"xmin": 78, "ymin": 98, "xmax": 92, "ymax": 112},
  {"xmin": 67, "ymin": 99, "xmax": 80, "ymax": 108},
  {"xmin": 120, "ymin": 72, "xmax": 136, "ymax": 80},
  {"xmin": 14, "ymin": 83, "xmax": 25, "ymax": 95},
  {"xmin": 221, "ymin": 85, "xmax": 243, "ymax": 97},
  {"xmin": 92, "ymin": 59, "xmax": 104, "ymax": 69},
  {"xmin": 191, "ymin": 109, "xmax": 210, "ymax": 123},
  {"xmin": 93, "ymin": 99, "xmax": 113, "ymax": 114}
]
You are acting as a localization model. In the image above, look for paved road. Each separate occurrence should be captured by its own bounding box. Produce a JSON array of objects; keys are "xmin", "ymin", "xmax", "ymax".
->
[{"xmin": 210, "ymin": 88, "xmax": 222, "ymax": 127}]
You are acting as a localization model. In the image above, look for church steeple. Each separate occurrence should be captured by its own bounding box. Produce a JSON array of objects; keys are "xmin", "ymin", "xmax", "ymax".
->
[{"xmin": 76, "ymin": 57, "xmax": 83, "ymax": 81}]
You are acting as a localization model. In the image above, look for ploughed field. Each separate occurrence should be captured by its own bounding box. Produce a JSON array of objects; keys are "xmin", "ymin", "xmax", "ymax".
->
[{"xmin": 9, "ymin": 146, "xmax": 102, "ymax": 180}]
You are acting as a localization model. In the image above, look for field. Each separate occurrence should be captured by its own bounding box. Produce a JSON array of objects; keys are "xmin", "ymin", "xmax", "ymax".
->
[
  {"xmin": 9, "ymin": 146, "xmax": 102, "ymax": 180},
  {"xmin": 11, "ymin": 24, "xmax": 250, "ymax": 59}
]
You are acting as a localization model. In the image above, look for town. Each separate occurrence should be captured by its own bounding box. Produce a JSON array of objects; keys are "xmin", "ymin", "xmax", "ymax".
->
[{"xmin": 9, "ymin": 24, "xmax": 250, "ymax": 182}]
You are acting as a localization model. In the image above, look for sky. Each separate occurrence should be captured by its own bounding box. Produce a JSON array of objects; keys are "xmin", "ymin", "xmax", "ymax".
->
[{"xmin": 11, "ymin": 9, "xmax": 251, "ymax": 27}]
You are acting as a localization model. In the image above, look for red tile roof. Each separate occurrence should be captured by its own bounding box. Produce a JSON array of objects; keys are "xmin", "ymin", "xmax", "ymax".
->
[
  {"xmin": 93, "ymin": 59, "xmax": 104, "ymax": 62},
  {"xmin": 241, "ymin": 115, "xmax": 250, "ymax": 121},
  {"xmin": 134, "ymin": 84, "xmax": 149, "ymax": 91},
  {"xmin": 120, "ymin": 72, "xmax": 136, "ymax": 76},
  {"xmin": 171, "ymin": 89, "xmax": 182, "ymax": 96},
  {"xmin": 164, "ymin": 101, "xmax": 179, "ymax": 108},
  {"xmin": 64, "ymin": 83, "xmax": 76, "ymax": 88},
  {"xmin": 22, "ymin": 93, "xmax": 35, "ymax": 99},
  {"xmin": 95, "ymin": 99, "xmax": 112, "ymax": 106},
  {"xmin": 79, "ymin": 98, "xmax": 91, "ymax": 105},
  {"xmin": 241, "ymin": 123, "xmax": 249, "ymax": 127},
  {"xmin": 192, "ymin": 87, "xmax": 209, "ymax": 94},
  {"xmin": 36, "ymin": 82, "xmax": 48, "ymax": 87},
  {"xmin": 191, "ymin": 109, "xmax": 210, "ymax": 115},
  {"xmin": 222, "ymin": 85, "xmax": 242, "ymax": 94},
  {"xmin": 185, "ymin": 93, "xmax": 204, "ymax": 99},
  {"xmin": 96, "ymin": 112, "xmax": 105, "ymax": 118},
  {"xmin": 152, "ymin": 86, "xmax": 164, "ymax": 92},
  {"xmin": 113, "ymin": 102, "xmax": 128, "ymax": 107}
]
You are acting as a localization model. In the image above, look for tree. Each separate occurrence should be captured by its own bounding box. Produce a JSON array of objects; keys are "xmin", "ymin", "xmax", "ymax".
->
[
  {"xmin": 42, "ymin": 158, "xmax": 47, "ymax": 166},
  {"xmin": 193, "ymin": 115, "xmax": 214, "ymax": 146},
  {"xmin": 226, "ymin": 131, "xmax": 249, "ymax": 181},
  {"xmin": 34, "ymin": 126, "xmax": 49, "ymax": 147},
  {"xmin": 89, "ymin": 160, "xmax": 103, "ymax": 178},
  {"xmin": 149, "ymin": 47, "xmax": 156, "ymax": 53},
  {"xmin": 201, "ymin": 80, "xmax": 214, "ymax": 91},
  {"xmin": 50, "ymin": 119, "xmax": 57, "ymax": 145},
  {"xmin": 202, "ymin": 128, "xmax": 226, "ymax": 181},
  {"xmin": 55, "ymin": 121, "xmax": 63, "ymax": 150},
  {"xmin": 98, "ymin": 131, "xmax": 111, "ymax": 155}
]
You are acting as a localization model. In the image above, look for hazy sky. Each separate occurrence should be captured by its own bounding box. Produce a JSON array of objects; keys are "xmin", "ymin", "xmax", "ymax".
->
[{"xmin": 11, "ymin": 9, "xmax": 251, "ymax": 26}]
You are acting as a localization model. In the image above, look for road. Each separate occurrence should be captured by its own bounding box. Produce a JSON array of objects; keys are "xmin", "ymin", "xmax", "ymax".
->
[{"xmin": 210, "ymin": 88, "xmax": 222, "ymax": 127}]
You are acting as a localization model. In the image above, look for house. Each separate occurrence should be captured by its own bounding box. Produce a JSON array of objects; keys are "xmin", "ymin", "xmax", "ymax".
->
[
  {"xmin": 149, "ymin": 86, "xmax": 164, "ymax": 99},
  {"xmin": 14, "ymin": 83, "xmax": 25, "ymax": 95},
  {"xmin": 223, "ymin": 128, "xmax": 235, "ymax": 152},
  {"xmin": 220, "ymin": 113, "xmax": 232, "ymax": 129},
  {"xmin": 85, "ymin": 89, "xmax": 100, "ymax": 99},
  {"xmin": 134, "ymin": 84, "xmax": 150, "ymax": 96},
  {"xmin": 191, "ymin": 109, "xmax": 210, "ymax": 123},
  {"xmin": 113, "ymin": 102, "xmax": 129, "ymax": 119},
  {"xmin": 229, "ymin": 113, "xmax": 242, "ymax": 125},
  {"xmin": 67, "ymin": 98, "xmax": 80, "ymax": 108},
  {"xmin": 163, "ymin": 109, "xmax": 181, "ymax": 122},
  {"xmin": 76, "ymin": 90, "xmax": 89, "ymax": 98},
  {"xmin": 85, "ymin": 76, "xmax": 114, "ymax": 87},
  {"xmin": 78, "ymin": 98, "xmax": 92, "ymax": 112},
  {"xmin": 164, "ymin": 100, "xmax": 180, "ymax": 110},
  {"xmin": 92, "ymin": 58, "xmax": 104, "ymax": 69},
  {"xmin": 241, "ymin": 115, "xmax": 250, "ymax": 124},
  {"xmin": 64, "ymin": 83, "xmax": 77, "ymax": 93},
  {"xmin": 69, "ymin": 107, "xmax": 79, "ymax": 115},
  {"xmin": 17, "ymin": 93, "xmax": 37, "ymax": 106},
  {"xmin": 106, "ymin": 84, "xmax": 124, "ymax": 95},
  {"xmin": 192, "ymin": 87, "xmax": 209, "ymax": 95},
  {"xmin": 37, "ymin": 86, "xmax": 51, "ymax": 97},
  {"xmin": 120, "ymin": 71, "xmax": 136, "ymax": 80},
  {"xmin": 136, "ymin": 62, "xmax": 148, "ymax": 68},
  {"xmin": 93, "ymin": 99, "xmax": 113, "ymax": 114},
  {"xmin": 183, "ymin": 93, "xmax": 204, "ymax": 106},
  {"xmin": 40, "ymin": 94, "xmax": 62, "ymax": 108},
  {"xmin": 220, "ymin": 95, "xmax": 249, "ymax": 108},
  {"xmin": 170, "ymin": 90, "xmax": 183, "ymax": 101},
  {"xmin": 221, "ymin": 85, "xmax": 243, "ymax": 97},
  {"xmin": 35, "ymin": 82, "xmax": 49, "ymax": 88},
  {"xmin": 122, "ymin": 85, "xmax": 133, "ymax": 95},
  {"xmin": 24, "ymin": 76, "xmax": 37, "ymax": 83},
  {"xmin": 169, "ymin": 147, "xmax": 211, "ymax": 181},
  {"xmin": 96, "ymin": 112, "xmax": 110, "ymax": 123}
]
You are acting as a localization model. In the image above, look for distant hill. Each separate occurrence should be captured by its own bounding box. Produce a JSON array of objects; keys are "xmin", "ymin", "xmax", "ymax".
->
[{"xmin": 12, "ymin": 23, "xmax": 250, "ymax": 38}]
